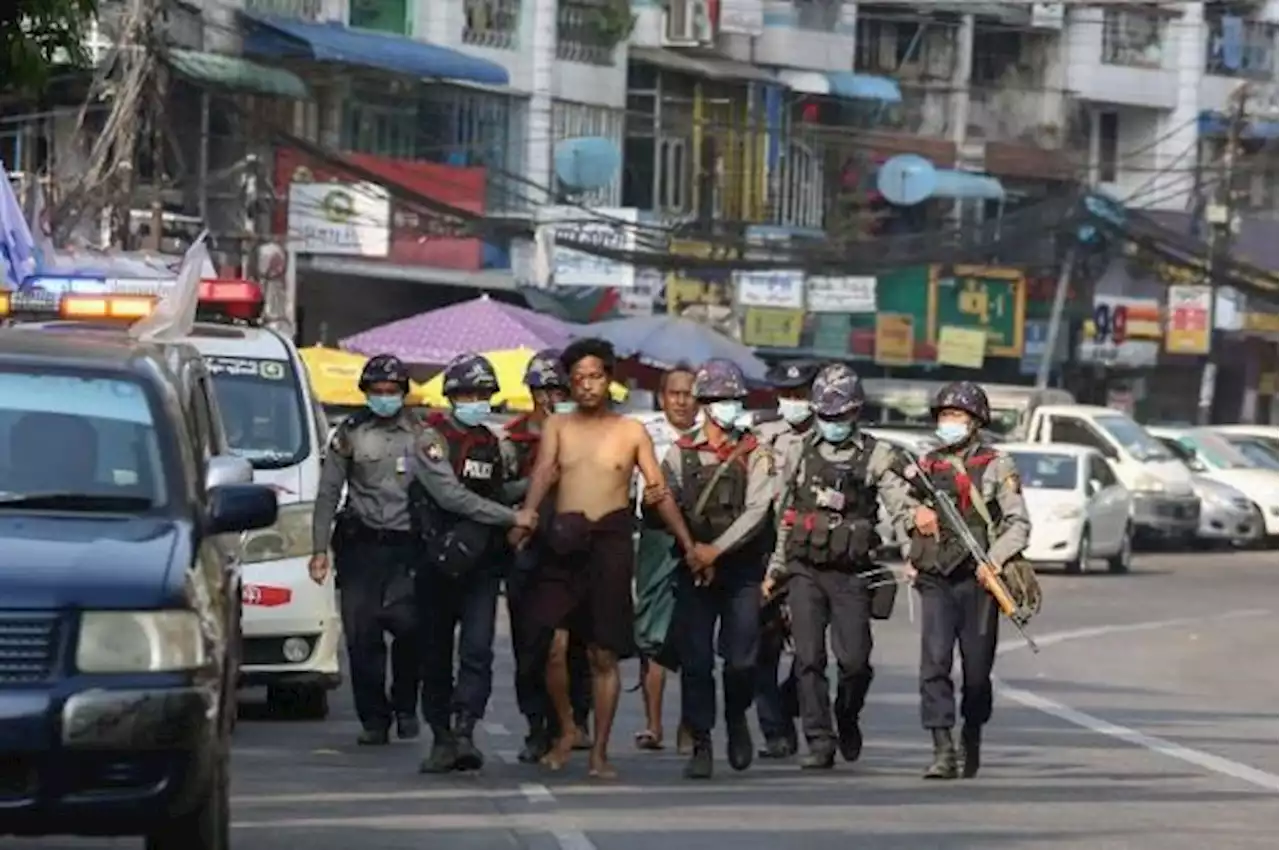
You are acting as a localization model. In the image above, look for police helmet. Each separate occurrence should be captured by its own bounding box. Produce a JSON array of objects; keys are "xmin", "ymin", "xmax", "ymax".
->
[
  {"xmin": 441, "ymin": 353, "xmax": 500, "ymax": 397},
  {"xmin": 766, "ymin": 359, "xmax": 820, "ymax": 390},
  {"xmin": 930, "ymin": 381, "xmax": 991, "ymax": 426},
  {"xmin": 810, "ymin": 363, "xmax": 865, "ymax": 418},
  {"xmin": 524, "ymin": 348, "xmax": 568, "ymax": 390},
  {"xmin": 692, "ymin": 358, "xmax": 748, "ymax": 400},
  {"xmin": 359, "ymin": 354, "xmax": 410, "ymax": 394}
]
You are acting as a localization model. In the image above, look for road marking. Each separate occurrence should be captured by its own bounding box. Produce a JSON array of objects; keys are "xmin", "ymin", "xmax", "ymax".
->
[
  {"xmin": 994, "ymin": 607, "xmax": 1278, "ymax": 792},
  {"xmin": 520, "ymin": 783, "xmax": 555, "ymax": 804},
  {"xmin": 484, "ymin": 722, "xmax": 512, "ymax": 736},
  {"xmin": 552, "ymin": 829, "xmax": 598, "ymax": 850}
]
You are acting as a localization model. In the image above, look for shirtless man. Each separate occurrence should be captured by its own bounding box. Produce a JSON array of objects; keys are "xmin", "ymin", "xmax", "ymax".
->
[{"xmin": 514, "ymin": 338, "xmax": 702, "ymax": 779}]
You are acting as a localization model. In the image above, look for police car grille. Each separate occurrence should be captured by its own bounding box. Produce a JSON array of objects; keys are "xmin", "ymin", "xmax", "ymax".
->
[{"xmin": 0, "ymin": 614, "xmax": 60, "ymax": 683}]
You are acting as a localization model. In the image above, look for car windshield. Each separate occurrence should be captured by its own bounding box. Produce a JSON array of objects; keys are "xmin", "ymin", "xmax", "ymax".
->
[
  {"xmin": 1157, "ymin": 436, "xmax": 1207, "ymax": 472},
  {"xmin": 1185, "ymin": 431, "xmax": 1267, "ymax": 470},
  {"xmin": 205, "ymin": 356, "xmax": 308, "ymax": 469},
  {"xmin": 1010, "ymin": 452, "xmax": 1078, "ymax": 490},
  {"xmin": 1223, "ymin": 436, "xmax": 1279, "ymax": 470},
  {"xmin": 0, "ymin": 368, "xmax": 166, "ymax": 509},
  {"xmin": 1095, "ymin": 415, "xmax": 1172, "ymax": 461}
]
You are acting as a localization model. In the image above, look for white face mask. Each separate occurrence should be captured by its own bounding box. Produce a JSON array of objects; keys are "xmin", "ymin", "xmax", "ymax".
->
[
  {"xmin": 778, "ymin": 398, "xmax": 812, "ymax": 426},
  {"xmin": 708, "ymin": 400, "xmax": 745, "ymax": 429}
]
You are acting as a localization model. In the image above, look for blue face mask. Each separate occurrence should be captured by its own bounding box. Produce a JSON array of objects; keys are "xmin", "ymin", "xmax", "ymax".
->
[
  {"xmin": 453, "ymin": 401, "xmax": 492, "ymax": 427},
  {"xmin": 367, "ymin": 394, "xmax": 404, "ymax": 418},
  {"xmin": 707, "ymin": 400, "xmax": 744, "ymax": 429},
  {"xmin": 553, "ymin": 401, "xmax": 578, "ymax": 415},
  {"xmin": 817, "ymin": 418, "xmax": 854, "ymax": 444},
  {"xmin": 935, "ymin": 422, "xmax": 970, "ymax": 446},
  {"xmin": 778, "ymin": 398, "xmax": 812, "ymax": 426}
]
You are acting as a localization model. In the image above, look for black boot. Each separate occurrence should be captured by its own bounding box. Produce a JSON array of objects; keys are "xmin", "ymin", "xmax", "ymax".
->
[
  {"xmin": 757, "ymin": 736, "xmax": 794, "ymax": 759},
  {"xmin": 923, "ymin": 728, "xmax": 958, "ymax": 780},
  {"xmin": 837, "ymin": 715, "xmax": 863, "ymax": 763},
  {"xmin": 683, "ymin": 735, "xmax": 714, "ymax": 780},
  {"xmin": 799, "ymin": 739, "xmax": 836, "ymax": 770},
  {"xmin": 419, "ymin": 726, "xmax": 457, "ymax": 773},
  {"xmin": 518, "ymin": 717, "xmax": 550, "ymax": 764},
  {"xmin": 453, "ymin": 715, "xmax": 485, "ymax": 771},
  {"xmin": 357, "ymin": 726, "xmax": 389, "ymax": 746},
  {"xmin": 396, "ymin": 713, "xmax": 421, "ymax": 740},
  {"xmin": 726, "ymin": 715, "xmax": 754, "ymax": 772},
  {"xmin": 960, "ymin": 725, "xmax": 982, "ymax": 778}
]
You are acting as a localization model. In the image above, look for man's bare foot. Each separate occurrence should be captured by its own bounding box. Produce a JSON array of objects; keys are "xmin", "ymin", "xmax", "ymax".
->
[
  {"xmin": 588, "ymin": 754, "xmax": 618, "ymax": 780},
  {"xmin": 540, "ymin": 737, "xmax": 575, "ymax": 771},
  {"xmin": 572, "ymin": 725, "xmax": 592, "ymax": 750},
  {"xmin": 634, "ymin": 729, "xmax": 664, "ymax": 751}
]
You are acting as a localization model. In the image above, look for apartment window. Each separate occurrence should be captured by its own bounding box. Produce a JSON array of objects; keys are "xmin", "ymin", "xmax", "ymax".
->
[
  {"xmin": 550, "ymin": 100, "xmax": 624, "ymax": 207},
  {"xmin": 349, "ymin": 0, "xmax": 410, "ymax": 35},
  {"xmin": 795, "ymin": 0, "xmax": 840, "ymax": 32},
  {"xmin": 1102, "ymin": 8, "xmax": 1165, "ymax": 68},
  {"xmin": 341, "ymin": 90, "xmax": 417, "ymax": 159},
  {"xmin": 1097, "ymin": 111, "xmax": 1119, "ymax": 183},
  {"xmin": 1205, "ymin": 17, "xmax": 1278, "ymax": 80},
  {"xmin": 463, "ymin": 0, "xmax": 521, "ymax": 49},
  {"xmin": 244, "ymin": 0, "xmax": 321, "ymax": 19}
]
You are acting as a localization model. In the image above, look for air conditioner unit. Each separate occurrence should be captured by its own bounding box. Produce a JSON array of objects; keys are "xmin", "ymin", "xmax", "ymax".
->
[{"xmin": 663, "ymin": 0, "xmax": 714, "ymax": 47}]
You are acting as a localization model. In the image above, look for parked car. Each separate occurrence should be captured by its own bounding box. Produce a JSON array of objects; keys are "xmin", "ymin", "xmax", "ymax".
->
[
  {"xmin": 1153, "ymin": 439, "xmax": 1262, "ymax": 546},
  {"xmin": 1003, "ymin": 443, "xmax": 1134, "ymax": 573},
  {"xmin": 1211, "ymin": 424, "xmax": 1279, "ymax": 457},
  {"xmin": 1148, "ymin": 426, "xmax": 1279, "ymax": 540}
]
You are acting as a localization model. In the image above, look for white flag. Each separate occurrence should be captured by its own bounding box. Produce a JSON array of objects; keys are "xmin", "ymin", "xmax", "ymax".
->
[{"xmin": 129, "ymin": 231, "xmax": 209, "ymax": 342}]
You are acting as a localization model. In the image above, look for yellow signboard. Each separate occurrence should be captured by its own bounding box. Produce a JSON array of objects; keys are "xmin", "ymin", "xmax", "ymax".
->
[
  {"xmin": 926, "ymin": 265, "xmax": 1026, "ymax": 357},
  {"xmin": 1243, "ymin": 312, "xmax": 1280, "ymax": 335},
  {"xmin": 666, "ymin": 240, "xmax": 732, "ymax": 315},
  {"xmin": 874, "ymin": 313, "xmax": 914, "ymax": 366},
  {"xmin": 1164, "ymin": 285, "xmax": 1212, "ymax": 355},
  {"xmin": 936, "ymin": 325, "xmax": 987, "ymax": 369},
  {"xmin": 741, "ymin": 308, "xmax": 803, "ymax": 348}
]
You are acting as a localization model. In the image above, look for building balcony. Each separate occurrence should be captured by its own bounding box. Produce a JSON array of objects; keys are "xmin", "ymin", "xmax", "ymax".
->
[
  {"xmin": 1065, "ymin": 8, "xmax": 1177, "ymax": 109},
  {"xmin": 462, "ymin": 0, "xmax": 521, "ymax": 50},
  {"xmin": 556, "ymin": 0, "xmax": 624, "ymax": 66},
  {"xmin": 968, "ymin": 87, "xmax": 1082, "ymax": 180}
]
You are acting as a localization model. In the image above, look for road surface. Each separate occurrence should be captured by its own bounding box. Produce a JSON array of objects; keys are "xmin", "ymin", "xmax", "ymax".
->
[{"xmin": 17, "ymin": 548, "xmax": 1279, "ymax": 850}]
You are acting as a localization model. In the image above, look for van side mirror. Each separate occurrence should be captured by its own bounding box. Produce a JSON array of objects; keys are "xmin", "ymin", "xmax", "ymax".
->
[
  {"xmin": 1087, "ymin": 479, "xmax": 1102, "ymax": 496},
  {"xmin": 207, "ymin": 484, "xmax": 279, "ymax": 534},
  {"xmin": 205, "ymin": 455, "xmax": 254, "ymax": 491},
  {"xmin": 1099, "ymin": 443, "xmax": 1119, "ymax": 461}
]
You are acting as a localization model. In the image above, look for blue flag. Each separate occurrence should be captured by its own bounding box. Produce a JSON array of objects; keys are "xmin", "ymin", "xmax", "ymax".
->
[{"xmin": 0, "ymin": 161, "xmax": 37, "ymax": 289}]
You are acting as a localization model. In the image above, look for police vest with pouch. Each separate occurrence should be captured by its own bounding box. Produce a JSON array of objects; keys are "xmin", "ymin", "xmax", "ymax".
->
[
  {"xmin": 409, "ymin": 411, "xmax": 506, "ymax": 537},
  {"xmin": 676, "ymin": 434, "xmax": 758, "ymax": 547},
  {"xmin": 912, "ymin": 448, "xmax": 1000, "ymax": 576},
  {"xmin": 504, "ymin": 413, "xmax": 540, "ymax": 480},
  {"xmin": 786, "ymin": 434, "xmax": 880, "ymax": 569}
]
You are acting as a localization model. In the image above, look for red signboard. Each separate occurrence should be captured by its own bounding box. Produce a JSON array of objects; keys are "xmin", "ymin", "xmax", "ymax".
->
[{"xmin": 274, "ymin": 148, "xmax": 486, "ymax": 272}]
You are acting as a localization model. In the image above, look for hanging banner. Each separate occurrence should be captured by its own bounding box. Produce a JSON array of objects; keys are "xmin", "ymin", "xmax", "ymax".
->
[
  {"xmin": 874, "ymin": 313, "xmax": 914, "ymax": 366},
  {"xmin": 735, "ymin": 269, "xmax": 805, "ymax": 309},
  {"xmin": 936, "ymin": 326, "xmax": 987, "ymax": 369},
  {"xmin": 741, "ymin": 307, "xmax": 803, "ymax": 348},
  {"xmin": 1165, "ymin": 285, "xmax": 1212, "ymax": 355},
  {"xmin": 806, "ymin": 275, "xmax": 877, "ymax": 314}
]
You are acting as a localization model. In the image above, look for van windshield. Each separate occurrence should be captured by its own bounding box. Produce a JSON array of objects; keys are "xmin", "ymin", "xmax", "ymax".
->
[
  {"xmin": 1095, "ymin": 415, "xmax": 1172, "ymax": 461},
  {"xmin": 205, "ymin": 356, "xmax": 308, "ymax": 469}
]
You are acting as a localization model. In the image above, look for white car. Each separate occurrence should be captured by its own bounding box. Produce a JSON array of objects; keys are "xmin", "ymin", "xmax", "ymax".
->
[
  {"xmin": 1148, "ymin": 426, "xmax": 1279, "ymax": 538},
  {"xmin": 1004, "ymin": 443, "xmax": 1134, "ymax": 573},
  {"xmin": 1211, "ymin": 424, "xmax": 1279, "ymax": 457}
]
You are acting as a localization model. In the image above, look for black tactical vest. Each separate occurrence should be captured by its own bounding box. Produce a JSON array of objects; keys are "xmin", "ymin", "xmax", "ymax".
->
[
  {"xmin": 677, "ymin": 438, "xmax": 753, "ymax": 544},
  {"xmin": 786, "ymin": 434, "xmax": 881, "ymax": 569},
  {"xmin": 504, "ymin": 414, "xmax": 540, "ymax": 479},
  {"xmin": 409, "ymin": 412, "xmax": 506, "ymax": 541},
  {"xmin": 913, "ymin": 448, "xmax": 999, "ymax": 576}
]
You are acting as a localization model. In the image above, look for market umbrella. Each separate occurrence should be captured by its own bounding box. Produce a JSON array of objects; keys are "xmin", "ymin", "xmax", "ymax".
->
[
  {"xmin": 339, "ymin": 294, "xmax": 576, "ymax": 365},
  {"xmin": 418, "ymin": 347, "xmax": 628, "ymax": 411},
  {"xmin": 577, "ymin": 315, "xmax": 769, "ymax": 382},
  {"xmin": 299, "ymin": 345, "xmax": 425, "ymax": 407}
]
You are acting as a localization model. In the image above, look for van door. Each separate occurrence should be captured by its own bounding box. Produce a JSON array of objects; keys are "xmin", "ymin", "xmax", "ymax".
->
[{"xmin": 1047, "ymin": 414, "xmax": 1129, "ymax": 479}]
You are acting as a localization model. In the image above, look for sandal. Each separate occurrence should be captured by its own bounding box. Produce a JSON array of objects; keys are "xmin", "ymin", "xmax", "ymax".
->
[{"xmin": 634, "ymin": 729, "xmax": 664, "ymax": 751}]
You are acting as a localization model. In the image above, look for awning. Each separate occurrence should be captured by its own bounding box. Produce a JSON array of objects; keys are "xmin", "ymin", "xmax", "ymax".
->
[
  {"xmin": 167, "ymin": 49, "xmax": 310, "ymax": 99},
  {"xmin": 629, "ymin": 46, "xmax": 778, "ymax": 84},
  {"xmin": 1198, "ymin": 110, "xmax": 1278, "ymax": 140},
  {"xmin": 775, "ymin": 69, "xmax": 902, "ymax": 103},
  {"xmin": 240, "ymin": 14, "xmax": 509, "ymax": 86}
]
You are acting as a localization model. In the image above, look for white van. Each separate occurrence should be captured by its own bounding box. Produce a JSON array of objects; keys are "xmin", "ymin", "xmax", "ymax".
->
[
  {"xmin": 187, "ymin": 322, "xmax": 342, "ymax": 718},
  {"xmin": 1024, "ymin": 404, "xmax": 1200, "ymax": 542},
  {"xmin": 861, "ymin": 378, "xmax": 1075, "ymax": 439}
]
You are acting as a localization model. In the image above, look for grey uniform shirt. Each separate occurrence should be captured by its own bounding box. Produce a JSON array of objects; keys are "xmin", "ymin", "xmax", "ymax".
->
[
  {"xmin": 767, "ymin": 432, "xmax": 918, "ymax": 577},
  {"xmin": 963, "ymin": 449, "xmax": 1032, "ymax": 569},
  {"xmin": 312, "ymin": 410, "xmax": 421, "ymax": 552},
  {"xmin": 408, "ymin": 420, "xmax": 522, "ymax": 528},
  {"xmin": 660, "ymin": 429, "xmax": 776, "ymax": 556}
]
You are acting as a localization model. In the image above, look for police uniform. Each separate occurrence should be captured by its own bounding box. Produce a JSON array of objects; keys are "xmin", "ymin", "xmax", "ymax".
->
[
  {"xmin": 661, "ymin": 359, "xmax": 776, "ymax": 780},
  {"xmin": 312, "ymin": 355, "xmax": 422, "ymax": 744},
  {"xmin": 910, "ymin": 381, "xmax": 1031, "ymax": 780},
  {"xmin": 768, "ymin": 364, "xmax": 917, "ymax": 769},
  {"xmin": 752, "ymin": 359, "xmax": 820, "ymax": 759},
  {"xmin": 409, "ymin": 354, "xmax": 526, "ymax": 774}
]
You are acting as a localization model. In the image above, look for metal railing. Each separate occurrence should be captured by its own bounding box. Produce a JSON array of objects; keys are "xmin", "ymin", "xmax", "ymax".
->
[
  {"xmin": 462, "ymin": 0, "xmax": 521, "ymax": 49},
  {"xmin": 1204, "ymin": 17, "xmax": 1277, "ymax": 80},
  {"xmin": 557, "ymin": 0, "xmax": 617, "ymax": 66},
  {"xmin": 1101, "ymin": 9, "xmax": 1166, "ymax": 69},
  {"xmin": 244, "ymin": 0, "xmax": 323, "ymax": 20}
]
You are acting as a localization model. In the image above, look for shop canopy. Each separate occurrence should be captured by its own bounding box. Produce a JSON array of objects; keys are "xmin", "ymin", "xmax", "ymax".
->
[{"xmin": 578, "ymin": 315, "xmax": 769, "ymax": 382}]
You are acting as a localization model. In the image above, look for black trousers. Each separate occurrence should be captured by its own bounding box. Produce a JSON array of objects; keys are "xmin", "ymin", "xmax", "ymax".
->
[
  {"xmin": 419, "ymin": 564, "xmax": 501, "ymax": 729},
  {"xmin": 506, "ymin": 555, "xmax": 591, "ymax": 731},
  {"xmin": 675, "ymin": 557, "xmax": 763, "ymax": 737},
  {"xmin": 788, "ymin": 565, "xmax": 874, "ymax": 744},
  {"xmin": 754, "ymin": 616, "xmax": 797, "ymax": 740},
  {"xmin": 917, "ymin": 569, "xmax": 999, "ymax": 730},
  {"xmin": 336, "ymin": 535, "xmax": 419, "ymax": 732}
]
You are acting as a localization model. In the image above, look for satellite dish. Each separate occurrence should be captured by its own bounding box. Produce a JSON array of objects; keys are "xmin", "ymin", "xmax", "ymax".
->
[
  {"xmin": 554, "ymin": 137, "xmax": 621, "ymax": 192},
  {"xmin": 876, "ymin": 154, "xmax": 938, "ymax": 206}
]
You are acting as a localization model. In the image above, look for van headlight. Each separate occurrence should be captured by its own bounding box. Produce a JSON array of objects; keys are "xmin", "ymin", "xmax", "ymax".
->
[
  {"xmin": 241, "ymin": 502, "xmax": 314, "ymax": 564},
  {"xmin": 77, "ymin": 611, "xmax": 207, "ymax": 673},
  {"xmin": 1135, "ymin": 474, "xmax": 1166, "ymax": 493}
]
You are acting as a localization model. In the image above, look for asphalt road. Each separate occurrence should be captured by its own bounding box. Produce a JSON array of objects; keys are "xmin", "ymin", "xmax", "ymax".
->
[{"xmin": 18, "ymin": 548, "xmax": 1280, "ymax": 850}]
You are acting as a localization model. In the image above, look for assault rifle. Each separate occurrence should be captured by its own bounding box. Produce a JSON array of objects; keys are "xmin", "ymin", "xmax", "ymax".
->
[{"xmin": 894, "ymin": 458, "xmax": 1040, "ymax": 653}]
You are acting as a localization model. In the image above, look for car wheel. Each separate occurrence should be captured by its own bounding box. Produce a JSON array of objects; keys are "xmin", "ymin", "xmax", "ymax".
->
[
  {"xmin": 1065, "ymin": 528, "xmax": 1090, "ymax": 575},
  {"xmin": 146, "ymin": 747, "xmax": 229, "ymax": 850},
  {"xmin": 1107, "ymin": 524, "xmax": 1133, "ymax": 574},
  {"xmin": 267, "ymin": 684, "xmax": 330, "ymax": 721}
]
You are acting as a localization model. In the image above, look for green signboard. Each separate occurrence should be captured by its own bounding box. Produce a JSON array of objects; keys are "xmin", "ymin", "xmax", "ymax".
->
[{"xmin": 927, "ymin": 265, "xmax": 1026, "ymax": 358}]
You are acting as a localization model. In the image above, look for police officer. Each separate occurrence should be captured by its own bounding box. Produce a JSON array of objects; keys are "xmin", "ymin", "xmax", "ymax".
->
[
  {"xmin": 659, "ymin": 359, "xmax": 776, "ymax": 779},
  {"xmin": 409, "ymin": 354, "xmax": 539, "ymax": 773},
  {"xmin": 762, "ymin": 363, "xmax": 917, "ymax": 770},
  {"xmin": 310, "ymin": 354, "xmax": 422, "ymax": 746},
  {"xmin": 504, "ymin": 350, "xmax": 593, "ymax": 763},
  {"xmin": 752, "ymin": 359, "xmax": 820, "ymax": 759},
  {"xmin": 904, "ymin": 381, "xmax": 1030, "ymax": 780}
]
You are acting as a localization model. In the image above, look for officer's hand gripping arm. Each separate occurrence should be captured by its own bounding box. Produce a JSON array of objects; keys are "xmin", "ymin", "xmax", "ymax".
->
[
  {"xmin": 983, "ymin": 455, "xmax": 1032, "ymax": 568},
  {"xmin": 413, "ymin": 429, "xmax": 519, "ymax": 527},
  {"xmin": 710, "ymin": 449, "xmax": 774, "ymax": 556},
  {"xmin": 312, "ymin": 431, "xmax": 352, "ymax": 553}
]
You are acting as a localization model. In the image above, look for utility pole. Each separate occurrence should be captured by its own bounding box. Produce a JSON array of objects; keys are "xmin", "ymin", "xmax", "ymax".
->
[
  {"xmin": 1198, "ymin": 84, "xmax": 1249, "ymax": 425},
  {"xmin": 1036, "ymin": 243, "xmax": 1076, "ymax": 390}
]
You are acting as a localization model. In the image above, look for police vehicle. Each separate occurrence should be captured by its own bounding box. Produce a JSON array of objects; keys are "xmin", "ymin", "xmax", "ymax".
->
[
  {"xmin": 0, "ymin": 306, "xmax": 278, "ymax": 848},
  {"xmin": 8, "ymin": 275, "xmax": 341, "ymax": 719}
]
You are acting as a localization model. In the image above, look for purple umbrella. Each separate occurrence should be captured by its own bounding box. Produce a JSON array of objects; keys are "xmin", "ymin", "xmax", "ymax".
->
[{"xmin": 339, "ymin": 294, "xmax": 575, "ymax": 364}]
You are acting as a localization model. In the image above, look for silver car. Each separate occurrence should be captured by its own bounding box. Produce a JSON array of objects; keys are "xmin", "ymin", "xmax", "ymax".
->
[{"xmin": 1192, "ymin": 475, "xmax": 1262, "ymax": 545}]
